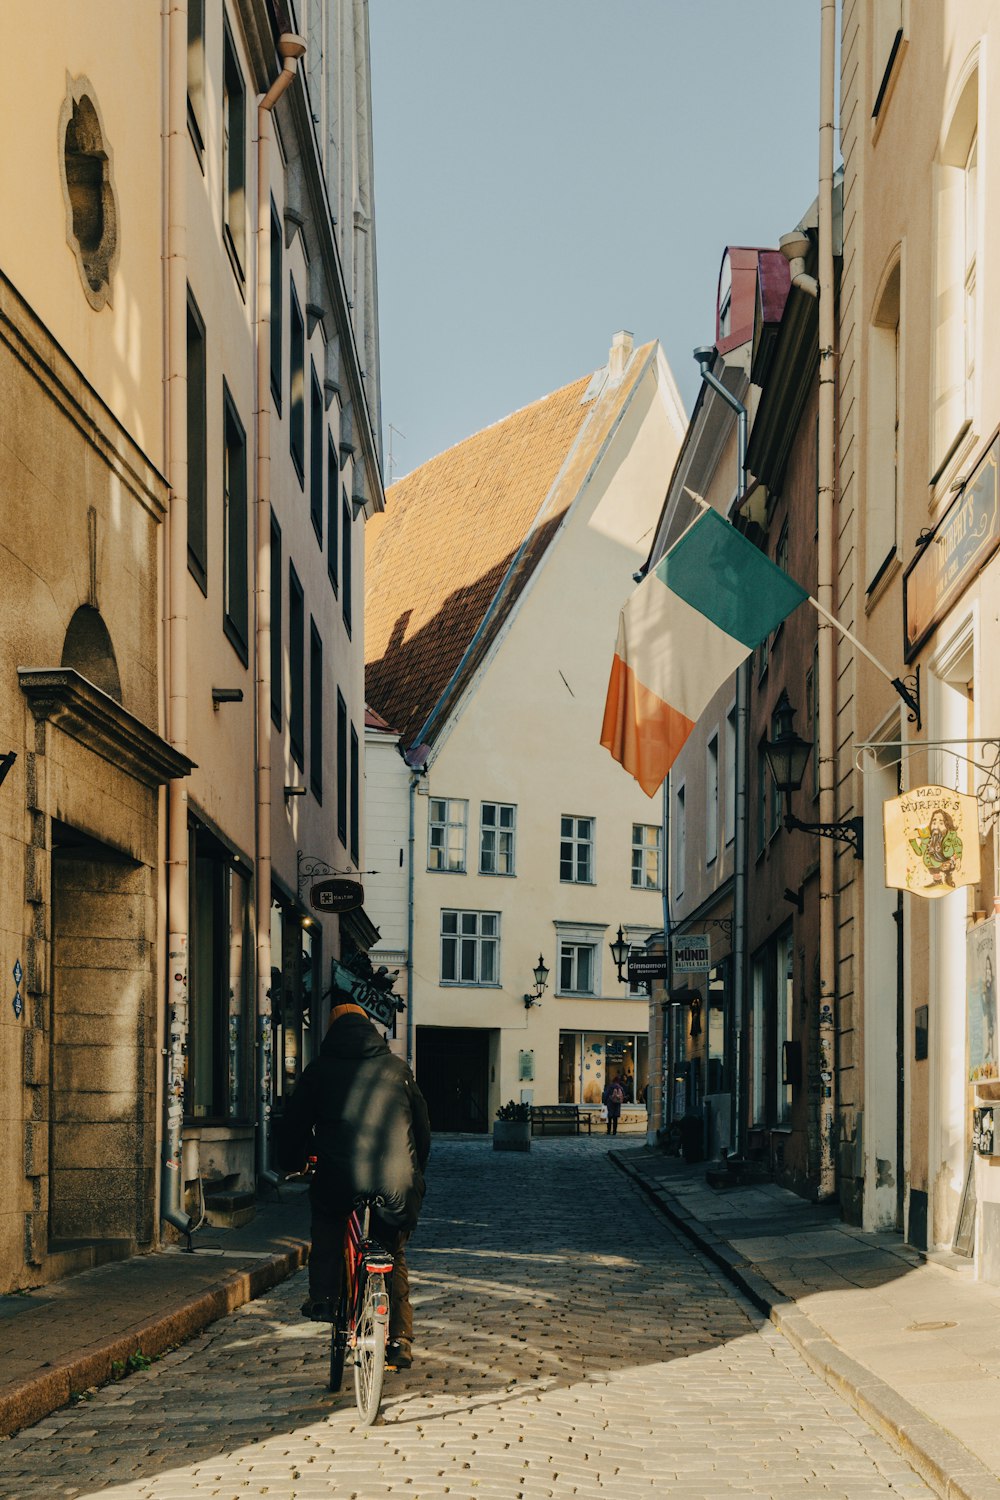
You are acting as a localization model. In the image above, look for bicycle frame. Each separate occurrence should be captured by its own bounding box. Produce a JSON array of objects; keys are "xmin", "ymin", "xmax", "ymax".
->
[{"xmin": 331, "ymin": 1199, "xmax": 395, "ymax": 1424}]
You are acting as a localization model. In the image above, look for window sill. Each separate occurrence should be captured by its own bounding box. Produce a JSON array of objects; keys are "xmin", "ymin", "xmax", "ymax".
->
[
  {"xmin": 559, "ymin": 878, "xmax": 596, "ymax": 886},
  {"xmin": 438, "ymin": 981, "xmax": 502, "ymax": 990},
  {"xmin": 188, "ymin": 552, "xmax": 208, "ymax": 598},
  {"xmin": 479, "ymin": 870, "xmax": 516, "ymax": 878},
  {"xmin": 427, "ymin": 866, "xmax": 467, "ymax": 875},
  {"xmin": 865, "ymin": 549, "xmax": 901, "ymax": 612}
]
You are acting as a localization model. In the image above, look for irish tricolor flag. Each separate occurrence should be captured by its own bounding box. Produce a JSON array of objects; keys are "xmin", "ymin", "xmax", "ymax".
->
[{"xmin": 601, "ymin": 509, "xmax": 808, "ymax": 796}]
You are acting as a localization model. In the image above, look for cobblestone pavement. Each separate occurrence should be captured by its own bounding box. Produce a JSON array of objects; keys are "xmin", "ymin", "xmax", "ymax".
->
[{"xmin": 0, "ymin": 1138, "xmax": 932, "ymax": 1500}]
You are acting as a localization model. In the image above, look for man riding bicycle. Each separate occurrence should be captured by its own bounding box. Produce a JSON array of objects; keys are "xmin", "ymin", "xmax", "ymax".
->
[{"xmin": 278, "ymin": 996, "xmax": 431, "ymax": 1370}]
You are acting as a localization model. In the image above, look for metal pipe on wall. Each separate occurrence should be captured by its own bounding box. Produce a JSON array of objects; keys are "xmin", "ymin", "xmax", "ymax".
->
[
  {"xmin": 254, "ymin": 35, "xmax": 306, "ymax": 1188},
  {"xmin": 816, "ymin": 0, "xmax": 838, "ymax": 1200},
  {"xmin": 162, "ymin": 0, "xmax": 193, "ymax": 1237}
]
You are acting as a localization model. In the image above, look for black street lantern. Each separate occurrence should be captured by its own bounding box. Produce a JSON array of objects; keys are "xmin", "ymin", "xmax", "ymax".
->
[
  {"xmin": 609, "ymin": 924, "xmax": 629, "ymax": 983},
  {"xmin": 764, "ymin": 692, "xmax": 813, "ymax": 794},
  {"xmin": 524, "ymin": 954, "xmax": 549, "ymax": 1010}
]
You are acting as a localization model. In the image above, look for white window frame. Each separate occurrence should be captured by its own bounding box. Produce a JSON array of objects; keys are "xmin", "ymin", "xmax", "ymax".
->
[
  {"xmin": 480, "ymin": 802, "xmax": 516, "ymax": 876},
  {"xmin": 557, "ymin": 941, "xmax": 597, "ymax": 997},
  {"xmin": 428, "ymin": 798, "xmax": 468, "ymax": 873},
  {"xmin": 560, "ymin": 815, "xmax": 594, "ymax": 884},
  {"xmin": 706, "ymin": 732, "xmax": 719, "ymax": 866},
  {"xmin": 630, "ymin": 823, "xmax": 662, "ymax": 890},
  {"xmin": 439, "ymin": 909, "xmax": 500, "ymax": 986}
]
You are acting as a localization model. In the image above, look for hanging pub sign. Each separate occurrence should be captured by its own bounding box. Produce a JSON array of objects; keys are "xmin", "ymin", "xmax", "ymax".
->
[
  {"xmin": 310, "ymin": 878, "xmax": 364, "ymax": 914},
  {"xmin": 671, "ymin": 933, "xmax": 711, "ymax": 972},
  {"xmin": 967, "ymin": 916, "xmax": 999, "ymax": 1083},
  {"xmin": 883, "ymin": 784, "xmax": 980, "ymax": 899},
  {"xmin": 903, "ymin": 433, "xmax": 1000, "ymax": 660}
]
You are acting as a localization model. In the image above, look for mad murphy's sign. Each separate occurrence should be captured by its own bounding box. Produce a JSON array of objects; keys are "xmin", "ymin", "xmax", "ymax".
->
[{"xmin": 904, "ymin": 434, "xmax": 1000, "ymax": 660}]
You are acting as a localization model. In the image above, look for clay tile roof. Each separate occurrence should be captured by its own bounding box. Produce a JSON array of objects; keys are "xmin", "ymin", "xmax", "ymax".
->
[
  {"xmin": 365, "ymin": 346, "xmax": 655, "ymax": 749},
  {"xmin": 365, "ymin": 704, "xmax": 395, "ymax": 733}
]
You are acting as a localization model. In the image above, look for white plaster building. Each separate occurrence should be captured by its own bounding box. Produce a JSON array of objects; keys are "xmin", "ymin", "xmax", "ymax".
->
[{"xmin": 364, "ymin": 335, "xmax": 685, "ymax": 1128}]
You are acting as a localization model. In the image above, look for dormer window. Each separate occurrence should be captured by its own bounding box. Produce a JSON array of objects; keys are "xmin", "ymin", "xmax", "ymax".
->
[{"xmin": 718, "ymin": 254, "xmax": 733, "ymax": 340}]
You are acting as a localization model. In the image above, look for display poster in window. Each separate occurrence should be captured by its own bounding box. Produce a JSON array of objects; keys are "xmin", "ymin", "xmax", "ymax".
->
[
  {"xmin": 883, "ymin": 785, "xmax": 980, "ymax": 899},
  {"xmin": 967, "ymin": 916, "xmax": 999, "ymax": 1083}
]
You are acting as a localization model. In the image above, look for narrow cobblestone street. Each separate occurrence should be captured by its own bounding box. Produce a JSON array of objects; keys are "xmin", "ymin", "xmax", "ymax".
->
[{"xmin": 0, "ymin": 1140, "xmax": 932, "ymax": 1500}]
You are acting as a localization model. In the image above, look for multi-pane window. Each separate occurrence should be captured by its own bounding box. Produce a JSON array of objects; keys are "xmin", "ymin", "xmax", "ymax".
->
[
  {"xmin": 631, "ymin": 824, "xmax": 661, "ymax": 890},
  {"xmin": 559, "ymin": 942, "xmax": 596, "ymax": 996},
  {"xmin": 327, "ymin": 436, "xmax": 339, "ymax": 591},
  {"xmin": 269, "ymin": 200, "xmax": 282, "ymax": 407},
  {"xmin": 428, "ymin": 799, "xmax": 467, "ymax": 872},
  {"xmin": 222, "ymin": 385, "xmax": 248, "ymax": 661},
  {"xmin": 222, "ymin": 19, "xmax": 246, "ymax": 272},
  {"xmin": 186, "ymin": 292, "xmax": 207, "ymax": 590},
  {"xmin": 288, "ymin": 564, "xmax": 304, "ymax": 768},
  {"xmin": 289, "ymin": 278, "xmax": 304, "ymax": 480},
  {"xmin": 560, "ymin": 815, "xmax": 594, "ymax": 883},
  {"xmin": 342, "ymin": 489, "xmax": 352, "ymax": 635},
  {"xmin": 480, "ymin": 803, "xmax": 515, "ymax": 875},
  {"xmin": 440, "ymin": 910, "xmax": 499, "ymax": 986},
  {"xmin": 270, "ymin": 511, "xmax": 282, "ymax": 727},
  {"xmin": 310, "ymin": 362, "xmax": 323, "ymax": 543},
  {"xmin": 309, "ymin": 621, "xmax": 323, "ymax": 802},
  {"xmin": 706, "ymin": 733, "xmax": 719, "ymax": 864},
  {"xmin": 350, "ymin": 725, "xmax": 360, "ymax": 864},
  {"xmin": 336, "ymin": 690, "xmax": 348, "ymax": 846}
]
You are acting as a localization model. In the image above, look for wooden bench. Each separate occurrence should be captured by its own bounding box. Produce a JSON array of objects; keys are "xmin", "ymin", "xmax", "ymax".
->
[{"xmin": 530, "ymin": 1104, "xmax": 593, "ymax": 1136}]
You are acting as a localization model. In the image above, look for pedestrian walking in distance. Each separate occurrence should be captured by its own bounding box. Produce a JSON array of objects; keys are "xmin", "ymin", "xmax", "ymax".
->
[
  {"xmin": 602, "ymin": 1075, "xmax": 626, "ymax": 1136},
  {"xmin": 278, "ymin": 997, "xmax": 431, "ymax": 1371}
]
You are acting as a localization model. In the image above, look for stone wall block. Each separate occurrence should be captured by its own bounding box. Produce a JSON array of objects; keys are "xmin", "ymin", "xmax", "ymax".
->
[
  {"xmin": 22, "ymin": 1027, "xmax": 44, "ymax": 1086},
  {"xmin": 23, "ymin": 1122, "xmax": 47, "ymax": 1178}
]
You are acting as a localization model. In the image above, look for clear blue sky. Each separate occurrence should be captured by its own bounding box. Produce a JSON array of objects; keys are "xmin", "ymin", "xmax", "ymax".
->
[{"xmin": 369, "ymin": 1, "xmax": 822, "ymax": 480}]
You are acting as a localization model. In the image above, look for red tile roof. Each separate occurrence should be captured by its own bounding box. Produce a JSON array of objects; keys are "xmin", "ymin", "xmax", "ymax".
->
[{"xmin": 365, "ymin": 346, "xmax": 656, "ymax": 749}]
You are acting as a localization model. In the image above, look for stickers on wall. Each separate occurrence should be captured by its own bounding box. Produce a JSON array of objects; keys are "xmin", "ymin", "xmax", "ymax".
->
[{"xmin": 11, "ymin": 959, "xmax": 22, "ymax": 1020}]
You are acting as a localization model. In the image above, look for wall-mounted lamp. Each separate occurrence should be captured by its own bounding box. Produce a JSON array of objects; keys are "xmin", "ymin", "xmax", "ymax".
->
[
  {"xmin": 212, "ymin": 687, "xmax": 244, "ymax": 710},
  {"xmin": 764, "ymin": 692, "xmax": 863, "ymax": 858},
  {"xmin": 609, "ymin": 924, "xmax": 629, "ymax": 984},
  {"xmin": 0, "ymin": 751, "xmax": 16, "ymax": 788},
  {"xmin": 523, "ymin": 954, "xmax": 549, "ymax": 1010},
  {"xmin": 284, "ymin": 785, "xmax": 308, "ymax": 802}
]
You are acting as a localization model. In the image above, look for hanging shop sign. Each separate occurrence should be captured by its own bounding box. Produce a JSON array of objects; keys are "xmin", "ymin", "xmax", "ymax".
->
[
  {"xmin": 904, "ymin": 434, "xmax": 1000, "ymax": 660},
  {"xmin": 310, "ymin": 878, "xmax": 364, "ymax": 914},
  {"xmin": 329, "ymin": 956, "xmax": 402, "ymax": 1030},
  {"xmin": 967, "ymin": 916, "xmax": 1000, "ymax": 1083},
  {"xmin": 627, "ymin": 952, "xmax": 670, "ymax": 985},
  {"xmin": 883, "ymin": 784, "xmax": 981, "ymax": 899},
  {"xmin": 671, "ymin": 933, "xmax": 711, "ymax": 972}
]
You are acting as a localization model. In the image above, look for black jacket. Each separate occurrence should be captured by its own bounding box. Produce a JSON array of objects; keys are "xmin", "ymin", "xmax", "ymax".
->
[{"xmin": 278, "ymin": 1013, "xmax": 431, "ymax": 1230}]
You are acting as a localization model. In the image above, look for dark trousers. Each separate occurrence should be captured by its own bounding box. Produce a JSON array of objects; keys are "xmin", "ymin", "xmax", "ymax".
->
[
  {"xmin": 606, "ymin": 1110, "xmax": 620, "ymax": 1135},
  {"xmin": 309, "ymin": 1192, "xmax": 412, "ymax": 1342}
]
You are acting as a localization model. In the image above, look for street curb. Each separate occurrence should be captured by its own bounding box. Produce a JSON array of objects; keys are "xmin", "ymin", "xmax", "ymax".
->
[
  {"xmin": 0, "ymin": 1239, "xmax": 308, "ymax": 1439},
  {"xmin": 610, "ymin": 1152, "xmax": 1000, "ymax": 1500}
]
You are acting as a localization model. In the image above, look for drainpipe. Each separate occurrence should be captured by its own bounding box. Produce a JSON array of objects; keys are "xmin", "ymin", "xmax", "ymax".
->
[
  {"xmin": 162, "ymin": 0, "xmax": 193, "ymax": 1237},
  {"xmin": 254, "ymin": 32, "xmax": 306, "ymax": 1189},
  {"xmin": 405, "ymin": 771, "xmax": 418, "ymax": 1068},
  {"xmin": 816, "ymin": 0, "xmax": 838, "ymax": 1201},
  {"xmin": 691, "ymin": 346, "xmax": 749, "ymax": 1160}
]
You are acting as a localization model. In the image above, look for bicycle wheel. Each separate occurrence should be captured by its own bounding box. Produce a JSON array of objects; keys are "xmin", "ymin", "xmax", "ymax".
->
[
  {"xmin": 353, "ymin": 1270, "xmax": 388, "ymax": 1425},
  {"xmin": 329, "ymin": 1276, "xmax": 349, "ymax": 1393}
]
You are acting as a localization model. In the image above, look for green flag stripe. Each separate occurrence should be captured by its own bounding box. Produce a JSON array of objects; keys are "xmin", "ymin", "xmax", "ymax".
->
[{"xmin": 656, "ymin": 509, "xmax": 808, "ymax": 649}]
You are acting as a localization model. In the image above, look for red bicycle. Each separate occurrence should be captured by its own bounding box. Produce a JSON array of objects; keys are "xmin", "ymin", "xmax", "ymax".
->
[{"xmin": 329, "ymin": 1196, "xmax": 395, "ymax": 1424}]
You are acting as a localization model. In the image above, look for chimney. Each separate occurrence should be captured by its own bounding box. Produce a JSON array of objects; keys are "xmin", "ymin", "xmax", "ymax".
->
[{"xmin": 608, "ymin": 329, "xmax": 634, "ymax": 383}]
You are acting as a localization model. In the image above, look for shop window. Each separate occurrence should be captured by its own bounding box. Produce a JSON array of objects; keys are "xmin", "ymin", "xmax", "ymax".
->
[
  {"xmin": 188, "ymin": 830, "xmax": 251, "ymax": 1121},
  {"xmin": 440, "ymin": 910, "xmax": 499, "ymax": 986},
  {"xmin": 480, "ymin": 802, "xmax": 516, "ymax": 875},
  {"xmin": 560, "ymin": 814, "xmax": 594, "ymax": 883},
  {"xmin": 706, "ymin": 960, "xmax": 729, "ymax": 1093},
  {"xmin": 429, "ymin": 799, "xmax": 467, "ymax": 872}
]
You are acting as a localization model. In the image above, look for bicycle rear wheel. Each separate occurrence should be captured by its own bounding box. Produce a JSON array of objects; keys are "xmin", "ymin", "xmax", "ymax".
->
[
  {"xmin": 329, "ymin": 1276, "xmax": 349, "ymax": 1393},
  {"xmin": 353, "ymin": 1270, "xmax": 388, "ymax": 1425}
]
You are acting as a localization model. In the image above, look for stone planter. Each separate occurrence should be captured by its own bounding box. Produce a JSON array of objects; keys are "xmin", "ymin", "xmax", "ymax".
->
[{"xmin": 493, "ymin": 1119, "xmax": 531, "ymax": 1152}]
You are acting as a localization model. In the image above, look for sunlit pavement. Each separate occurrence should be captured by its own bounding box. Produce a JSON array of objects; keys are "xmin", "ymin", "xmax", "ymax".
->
[{"xmin": 0, "ymin": 1137, "xmax": 931, "ymax": 1500}]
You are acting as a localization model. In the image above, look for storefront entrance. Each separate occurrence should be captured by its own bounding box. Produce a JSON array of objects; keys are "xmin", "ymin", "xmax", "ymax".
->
[{"xmin": 416, "ymin": 1027, "xmax": 491, "ymax": 1133}]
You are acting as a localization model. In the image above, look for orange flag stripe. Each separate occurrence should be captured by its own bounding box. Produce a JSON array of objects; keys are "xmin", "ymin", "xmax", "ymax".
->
[{"xmin": 600, "ymin": 653, "xmax": 696, "ymax": 798}]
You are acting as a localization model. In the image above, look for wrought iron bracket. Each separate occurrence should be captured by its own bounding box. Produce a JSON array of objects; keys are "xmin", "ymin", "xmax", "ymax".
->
[
  {"xmin": 296, "ymin": 850, "xmax": 380, "ymax": 899},
  {"xmin": 786, "ymin": 812, "xmax": 864, "ymax": 860},
  {"xmin": 702, "ymin": 916, "xmax": 734, "ymax": 941},
  {"xmin": 890, "ymin": 666, "xmax": 921, "ymax": 730}
]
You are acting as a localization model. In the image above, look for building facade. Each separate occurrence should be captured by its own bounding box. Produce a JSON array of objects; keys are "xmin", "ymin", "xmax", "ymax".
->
[
  {"xmin": 0, "ymin": 0, "xmax": 382, "ymax": 1291},
  {"xmin": 364, "ymin": 336, "xmax": 686, "ymax": 1128}
]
